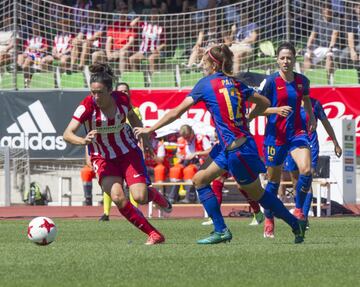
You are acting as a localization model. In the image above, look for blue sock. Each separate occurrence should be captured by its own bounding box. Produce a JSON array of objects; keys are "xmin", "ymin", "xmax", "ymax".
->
[
  {"xmin": 303, "ymin": 192, "xmax": 313, "ymax": 218},
  {"xmin": 197, "ymin": 186, "xmax": 227, "ymax": 233},
  {"xmin": 295, "ymin": 174, "xmax": 312, "ymax": 209},
  {"xmin": 259, "ymin": 189, "xmax": 298, "ymax": 231},
  {"xmin": 263, "ymin": 182, "xmax": 279, "ymax": 219}
]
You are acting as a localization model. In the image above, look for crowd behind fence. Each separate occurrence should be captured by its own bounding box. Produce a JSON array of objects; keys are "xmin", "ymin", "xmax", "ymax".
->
[{"xmin": 0, "ymin": 0, "xmax": 360, "ymax": 89}]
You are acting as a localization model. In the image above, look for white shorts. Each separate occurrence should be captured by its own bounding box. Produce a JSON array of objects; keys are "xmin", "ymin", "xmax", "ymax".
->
[{"xmin": 305, "ymin": 47, "xmax": 337, "ymax": 64}]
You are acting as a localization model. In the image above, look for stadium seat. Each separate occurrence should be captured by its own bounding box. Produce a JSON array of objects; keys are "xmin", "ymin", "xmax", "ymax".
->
[
  {"xmin": 0, "ymin": 73, "xmax": 24, "ymax": 89},
  {"xmin": 304, "ymin": 69, "xmax": 328, "ymax": 85},
  {"xmin": 30, "ymin": 72, "xmax": 56, "ymax": 89},
  {"xmin": 180, "ymin": 72, "xmax": 202, "ymax": 88},
  {"xmin": 334, "ymin": 69, "xmax": 358, "ymax": 85},
  {"xmin": 165, "ymin": 46, "xmax": 186, "ymax": 65},
  {"xmin": 151, "ymin": 71, "xmax": 176, "ymax": 88},
  {"xmin": 120, "ymin": 72, "xmax": 145, "ymax": 88},
  {"xmin": 60, "ymin": 73, "xmax": 87, "ymax": 89}
]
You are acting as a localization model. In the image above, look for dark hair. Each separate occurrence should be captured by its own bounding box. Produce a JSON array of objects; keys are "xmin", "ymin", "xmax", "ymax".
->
[
  {"xmin": 207, "ymin": 44, "xmax": 233, "ymax": 77},
  {"xmin": 116, "ymin": 82, "xmax": 130, "ymax": 91},
  {"xmin": 276, "ymin": 42, "xmax": 296, "ymax": 57},
  {"xmin": 89, "ymin": 63, "xmax": 115, "ymax": 90}
]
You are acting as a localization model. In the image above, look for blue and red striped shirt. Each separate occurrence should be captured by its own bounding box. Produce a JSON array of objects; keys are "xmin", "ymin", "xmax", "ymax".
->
[
  {"xmin": 259, "ymin": 72, "xmax": 310, "ymax": 146},
  {"xmin": 188, "ymin": 72, "xmax": 255, "ymax": 150}
]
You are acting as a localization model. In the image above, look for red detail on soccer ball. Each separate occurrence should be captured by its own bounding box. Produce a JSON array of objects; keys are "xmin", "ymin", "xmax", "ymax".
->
[
  {"xmin": 27, "ymin": 225, "xmax": 33, "ymax": 238},
  {"xmin": 40, "ymin": 218, "xmax": 55, "ymax": 233}
]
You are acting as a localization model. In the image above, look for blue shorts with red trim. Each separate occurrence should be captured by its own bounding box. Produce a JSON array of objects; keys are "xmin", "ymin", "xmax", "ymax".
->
[
  {"xmin": 283, "ymin": 145, "xmax": 319, "ymax": 172},
  {"xmin": 210, "ymin": 138, "xmax": 266, "ymax": 185},
  {"xmin": 264, "ymin": 134, "xmax": 310, "ymax": 167}
]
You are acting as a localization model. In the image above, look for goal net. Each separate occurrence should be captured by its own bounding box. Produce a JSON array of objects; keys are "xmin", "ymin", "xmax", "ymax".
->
[{"xmin": 0, "ymin": 0, "xmax": 359, "ymax": 89}]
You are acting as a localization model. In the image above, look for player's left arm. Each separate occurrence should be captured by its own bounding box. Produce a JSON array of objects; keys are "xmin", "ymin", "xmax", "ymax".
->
[
  {"xmin": 320, "ymin": 116, "xmax": 342, "ymax": 158},
  {"xmin": 303, "ymin": 95, "xmax": 317, "ymax": 132}
]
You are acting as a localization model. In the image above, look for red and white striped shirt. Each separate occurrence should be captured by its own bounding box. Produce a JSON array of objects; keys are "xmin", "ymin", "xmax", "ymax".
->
[
  {"xmin": 72, "ymin": 91, "xmax": 138, "ymax": 159},
  {"xmin": 139, "ymin": 22, "xmax": 164, "ymax": 53},
  {"xmin": 54, "ymin": 33, "xmax": 74, "ymax": 54},
  {"xmin": 25, "ymin": 36, "xmax": 48, "ymax": 53}
]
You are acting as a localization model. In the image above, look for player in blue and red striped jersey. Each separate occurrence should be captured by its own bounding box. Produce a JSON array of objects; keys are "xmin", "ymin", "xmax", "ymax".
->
[
  {"xmin": 283, "ymin": 97, "xmax": 342, "ymax": 222},
  {"xmin": 258, "ymin": 42, "xmax": 317, "ymax": 238},
  {"xmin": 135, "ymin": 44, "xmax": 307, "ymax": 244},
  {"xmin": 63, "ymin": 63, "xmax": 172, "ymax": 245}
]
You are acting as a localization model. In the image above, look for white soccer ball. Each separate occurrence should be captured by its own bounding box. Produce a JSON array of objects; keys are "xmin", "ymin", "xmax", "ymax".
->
[{"xmin": 27, "ymin": 217, "xmax": 57, "ymax": 245}]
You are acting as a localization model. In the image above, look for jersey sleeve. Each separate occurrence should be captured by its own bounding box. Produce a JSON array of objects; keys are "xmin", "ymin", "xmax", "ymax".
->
[
  {"xmin": 188, "ymin": 78, "xmax": 205, "ymax": 104},
  {"xmin": 72, "ymin": 96, "xmax": 93, "ymax": 123},
  {"xmin": 258, "ymin": 78, "xmax": 273, "ymax": 102},
  {"xmin": 114, "ymin": 91, "xmax": 131, "ymax": 110}
]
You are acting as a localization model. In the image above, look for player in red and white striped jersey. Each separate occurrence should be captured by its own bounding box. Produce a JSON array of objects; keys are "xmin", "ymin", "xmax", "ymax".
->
[{"xmin": 63, "ymin": 63, "xmax": 172, "ymax": 245}]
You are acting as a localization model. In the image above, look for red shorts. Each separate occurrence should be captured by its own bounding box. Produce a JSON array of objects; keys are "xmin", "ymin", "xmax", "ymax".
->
[{"xmin": 91, "ymin": 148, "xmax": 148, "ymax": 187}]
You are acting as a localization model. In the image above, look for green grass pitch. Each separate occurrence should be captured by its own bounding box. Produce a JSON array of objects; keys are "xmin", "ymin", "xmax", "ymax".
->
[{"xmin": 1, "ymin": 217, "xmax": 360, "ymax": 287}]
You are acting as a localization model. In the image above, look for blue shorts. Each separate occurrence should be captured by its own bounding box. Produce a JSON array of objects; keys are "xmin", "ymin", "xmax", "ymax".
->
[
  {"xmin": 264, "ymin": 134, "xmax": 310, "ymax": 167},
  {"xmin": 283, "ymin": 145, "xmax": 319, "ymax": 172},
  {"xmin": 210, "ymin": 138, "xmax": 266, "ymax": 185}
]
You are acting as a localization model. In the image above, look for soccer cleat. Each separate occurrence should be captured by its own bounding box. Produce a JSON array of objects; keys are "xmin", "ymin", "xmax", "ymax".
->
[
  {"xmin": 249, "ymin": 211, "xmax": 265, "ymax": 226},
  {"xmin": 145, "ymin": 231, "xmax": 165, "ymax": 245},
  {"xmin": 160, "ymin": 197, "xmax": 173, "ymax": 214},
  {"xmin": 99, "ymin": 214, "xmax": 109, "ymax": 221},
  {"xmin": 197, "ymin": 229, "xmax": 232, "ymax": 244},
  {"xmin": 293, "ymin": 208, "xmax": 305, "ymax": 220},
  {"xmin": 201, "ymin": 218, "xmax": 213, "ymax": 226},
  {"xmin": 263, "ymin": 218, "xmax": 275, "ymax": 238},
  {"xmin": 293, "ymin": 220, "xmax": 307, "ymax": 244}
]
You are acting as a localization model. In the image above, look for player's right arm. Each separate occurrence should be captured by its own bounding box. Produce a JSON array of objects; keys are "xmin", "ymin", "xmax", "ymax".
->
[
  {"xmin": 247, "ymin": 92, "xmax": 270, "ymax": 121},
  {"xmin": 63, "ymin": 119, "xmax": 97, "ymax": 145}
]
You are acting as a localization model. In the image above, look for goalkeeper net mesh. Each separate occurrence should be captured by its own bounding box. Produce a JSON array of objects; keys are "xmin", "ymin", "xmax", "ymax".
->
[{"xmin": 0, "ymin": 0, "xmax": 359, "ymax": 89}]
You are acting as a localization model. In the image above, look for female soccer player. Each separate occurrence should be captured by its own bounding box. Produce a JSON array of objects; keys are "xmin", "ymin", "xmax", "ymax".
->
[
  {"xmin": 283, "ymin": 97, "xmax": 342, "ymax": 221},
  {"xmin": 259, "ymin": 42, "xmax": 317, "ymax": 238},
  {"xmin": 63, "ymin": 63, "xmax": 172, "ymax": 245},
  {"xmin": 135, "ymin": 44, "xmax": 307, "ymax": 244},
  {"xmin": 99, "ymin": 82, "xmax": 141, "ymax": 221}
]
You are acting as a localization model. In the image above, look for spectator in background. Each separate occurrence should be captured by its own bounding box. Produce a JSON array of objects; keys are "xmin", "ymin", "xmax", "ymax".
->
[
  {"xmin": 228, "ymin": 11, "xmax": 258, "ymax": 74},
  {"xmin": 185, "ymin": 30, "xmax": 218, "ymax": 68},
  {"xmin": 70, "ymin": 10, "xmax": 106, "ymax": 71},
  {"xmin": 43, "ymin": 18, "xmax": 75, "ymax": 74},
  {"xmin": 17, "ymin": 21, "xmax": 52, "ymax": 88},
  {"xmin": 341, "ymin": 2, "xmax": 360, "ymax": 82},
  {"xmin": 167, "ymin": 124, "xmax": 212, "ymax": 204},
  {"xmin": 129, "ymin": 10, "xmax": 166, "ymax": 75},
  {"xmin": 0, "ymin": 16, "xmax": 18, "ymax": 72},
  {"xmin": 106, "ymin": 6, "xmax": 139, "ymax": 76},
  {"xmin": 304, "ymin": 2, "xmax": 340, "ymax": 84}
]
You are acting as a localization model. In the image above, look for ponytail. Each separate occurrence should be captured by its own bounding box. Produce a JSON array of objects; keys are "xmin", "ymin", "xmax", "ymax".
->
[
  {"xmin": 89, "ymin": 63, "xmax": 115, "ymax": 90},
  {"xmin": 207, "ymin": 44, "xmax": 234, "ymax": 77}
]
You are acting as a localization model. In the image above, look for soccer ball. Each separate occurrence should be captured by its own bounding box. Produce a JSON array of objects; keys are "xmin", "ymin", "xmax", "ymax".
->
[{"xmin": 27, "ymin": 217, "xmax": 57, "ymax": 245}]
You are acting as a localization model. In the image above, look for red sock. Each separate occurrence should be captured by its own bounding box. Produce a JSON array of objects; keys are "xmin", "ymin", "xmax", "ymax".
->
[
  {"xmin": 147, "ymin": 187, "xmax": 168, "ymax": 208},
  {"xmin": 212, "ymin": 179, "xmax": 224, "ymax": 205},
  {"xmin": 118, "ymin": 201, "xmax": 157, "ymax": 235},
  {"xmin": 239, "ymin": 188, "xmax": 261, "ymax": 213}
]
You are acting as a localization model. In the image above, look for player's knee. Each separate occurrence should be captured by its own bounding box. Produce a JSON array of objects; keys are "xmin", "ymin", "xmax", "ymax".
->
[
  {"xmin": 131, "ymin": 192, "xmax": 147, "ymax": 204},
  {"xmin": 110, "ymin": 192, "xmax": 126, "ymax": 206},
  {"xmin": 192, "ymin": 171, "xmax": 205, "ymax": 189}
]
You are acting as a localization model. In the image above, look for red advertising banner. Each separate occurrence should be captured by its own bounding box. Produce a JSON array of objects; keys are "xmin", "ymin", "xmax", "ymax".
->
[{"xmin": 131, "ymin": 87, "xmax": 360, "ymax": 156}]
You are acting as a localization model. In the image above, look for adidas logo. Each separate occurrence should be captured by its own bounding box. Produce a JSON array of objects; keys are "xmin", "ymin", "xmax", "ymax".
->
[{"xmin": 0, "ymin": 100, "xmax": 66, "ymax": 151}]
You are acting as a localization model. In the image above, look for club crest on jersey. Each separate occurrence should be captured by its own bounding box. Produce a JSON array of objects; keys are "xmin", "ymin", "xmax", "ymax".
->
[{"xmin": 297, "ymin": 84, "xmax": 303, "ymax": 90}]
